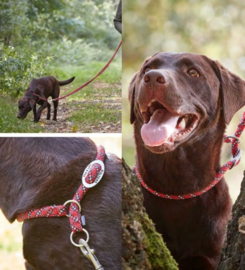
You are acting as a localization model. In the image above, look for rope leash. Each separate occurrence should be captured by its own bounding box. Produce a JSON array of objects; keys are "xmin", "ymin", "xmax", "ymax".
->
[
  {"xmin": 34, "ymin": 41, "xmax": 122, "ymax": 102},
  {"xmin": 136, "ymin": 112, "xmax": 245, "ymax": 200},
  {"xmin": 17, "ymin": 145, "xmax": 106, "ymax": 270}
]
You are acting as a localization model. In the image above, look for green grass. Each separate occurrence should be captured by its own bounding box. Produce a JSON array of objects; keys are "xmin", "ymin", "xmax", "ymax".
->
[
  {"xmin": 0, "ymin": 96, "xmax": 44, "ymax": 133},
  {"xmin": 68, "ymin": 101, "xmax": 121, "ymax": 132},
  {"xmin": 50, "ymin": 61, "xmax": 121, "ymax": 87}
]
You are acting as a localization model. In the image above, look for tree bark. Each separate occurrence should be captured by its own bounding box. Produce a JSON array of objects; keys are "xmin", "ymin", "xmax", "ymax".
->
[
  {"xmin": 123, "ymin": 158, "xmax": 245, "ymax": 270},
  {"xmin": 218, "ymin": 171, "xmax": 245, "ymax": 270},
  {"xmin": 122, "ymin": 159, "xmax": 178, "ymax": 270}
]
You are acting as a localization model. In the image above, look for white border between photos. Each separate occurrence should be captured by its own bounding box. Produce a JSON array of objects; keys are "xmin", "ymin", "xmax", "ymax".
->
[{"xmin": 0, "ymin": 133, "xmax": 121, "ymax": 138}]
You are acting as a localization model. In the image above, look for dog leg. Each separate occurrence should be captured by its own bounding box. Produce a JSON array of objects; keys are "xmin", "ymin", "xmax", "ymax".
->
[
  {"xmin": 35, "ymin": 102, "xmax": 48, "ymax": 122},
  {"xmin": 32, "ymin": 103, "xmax": 37, "ymax": 122},
  {"xmin": 46, "ymin": 102, "xmax": 51, "ymax": 120},
  {"xmin": 52, "ymin": 100, "xmax": 58, "ymax": 121}
]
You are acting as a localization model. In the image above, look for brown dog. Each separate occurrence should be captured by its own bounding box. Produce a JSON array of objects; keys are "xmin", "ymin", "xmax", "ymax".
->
[
  {"xmin": 0, "ymin": 138, "xmax": 121, "ymax": 270},
  {"xmin": 17, "ymin": 76, "xmax": 75, "ymax": 122},
  {"xmin": 128, "ymin": 52, "xmax": 245, "ymax": 270}
]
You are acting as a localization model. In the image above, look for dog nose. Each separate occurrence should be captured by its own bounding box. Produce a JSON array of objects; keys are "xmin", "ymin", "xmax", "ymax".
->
[
  {"xmin": 17, "ymin": 115, "xmax": 21, "ymax": 119},
  {"xmin": 144, "ymin": 70, "xmax": 166, "ymax": 84}
]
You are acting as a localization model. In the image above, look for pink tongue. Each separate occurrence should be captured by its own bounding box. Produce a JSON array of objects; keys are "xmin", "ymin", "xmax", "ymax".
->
[{"xmin": 141, "ymin": 109, "xmax": 179, "ymax": 146}]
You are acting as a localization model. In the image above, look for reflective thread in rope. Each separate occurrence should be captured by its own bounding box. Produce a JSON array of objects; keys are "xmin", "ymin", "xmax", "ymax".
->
[
  {"xmin": 136, "ymin": 112, "xmax": 245, "ymax": 200},
  {"xmin": 34, "ymin": 41, "xmax": 122, "ymax": 102}
]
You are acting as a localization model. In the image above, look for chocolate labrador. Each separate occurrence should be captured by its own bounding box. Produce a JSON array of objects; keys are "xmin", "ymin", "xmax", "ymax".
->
[
  {"xmin": 0, "ymin": 138, "xmax": 121, "ymax": 270},
  {"xmin": 17, "ymin": 76, "xmax": 75, "ymax": 122},
  {"xmin": 128, "ymin": 52, "xmax": 245, "ymax": 270}
]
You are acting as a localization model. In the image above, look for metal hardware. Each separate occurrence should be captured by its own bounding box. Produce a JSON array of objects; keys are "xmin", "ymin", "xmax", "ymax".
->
[
  {"xmin": 82, "ymin": 160, "xmax": 105, "ymax": 188},
  {"xmin": 225, "ymin": 135, "xmax": 241, "ymax": 143},
  {"xmin": 79, "ymin": 239, "xmax": 104, "ymax": 270},
  {"xmin": 63, "ymin": 200, "xmax": 81, "ymax": 217},
  {"xmin": 70, "ymin": 229, "xmax": 89, "ymax": 247}
]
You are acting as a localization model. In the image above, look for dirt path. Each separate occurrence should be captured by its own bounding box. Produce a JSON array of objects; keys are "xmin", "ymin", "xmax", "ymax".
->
[{"xmin": 38, "ymin": 83, "xmax": 121, "ymax": 133}]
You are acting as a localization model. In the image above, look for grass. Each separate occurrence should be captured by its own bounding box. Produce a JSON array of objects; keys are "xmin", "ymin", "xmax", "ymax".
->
[
  {"xmin": 69, "ymin": 101, "xmax": 121, "ymax": 132},
  {"xmin": 50, "ymin": 61, "xmax": 121, "ymax": 87},
  {"xmin": 0, "ymin": 96, "xmax": 44, "ymax": 133},
  {"xmin": 0, "ymin": 60, "xmax": 121, "ymax": 133}
]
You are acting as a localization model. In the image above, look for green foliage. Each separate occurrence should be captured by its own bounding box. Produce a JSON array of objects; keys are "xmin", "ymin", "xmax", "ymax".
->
[
  {"xmin": 43, "ymin": 39, "xmax": 121, "ymax": 66},
  {"xmin": 0, "ymin": 0, "xmax": 120, "ymax": 97},
  {"xmin": 0, "ymin": 0, "xmax": 29, "ymax": 46},
  {"xmin": 0, "ymin": 46, "xmax": 51, "ymax": 96}
]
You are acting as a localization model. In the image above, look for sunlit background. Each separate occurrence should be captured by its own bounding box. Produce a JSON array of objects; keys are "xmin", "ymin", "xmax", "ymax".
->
[
  {"xmin": 0, "ymin": 135, "xmax": 121, "ymax": 270},
  {"xmin": 122, "ymin": 0, "xmax": 245, "ymax": 204}
]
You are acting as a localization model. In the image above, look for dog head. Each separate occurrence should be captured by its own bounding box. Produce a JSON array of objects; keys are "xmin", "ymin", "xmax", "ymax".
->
[
  {"xmin": 129, "ymin": 52, "xmax": 245, "ymax": 154},
  {"xmin": 17, "ymin": 97, "xmax": 35, "ymax": 119}
]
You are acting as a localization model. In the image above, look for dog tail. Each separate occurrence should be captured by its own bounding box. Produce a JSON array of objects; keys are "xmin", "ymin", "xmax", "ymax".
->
[{"xmin": 58, "ymin": 77, "xmax": 75, "ymax": 86}]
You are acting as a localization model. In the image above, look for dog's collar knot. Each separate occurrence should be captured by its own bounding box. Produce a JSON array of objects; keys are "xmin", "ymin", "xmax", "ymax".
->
[{"xmin": 136, "ymin": 112, "xmax": 245, "ymax": 200}]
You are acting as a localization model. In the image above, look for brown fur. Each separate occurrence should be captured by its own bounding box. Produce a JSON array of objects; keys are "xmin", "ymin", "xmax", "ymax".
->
[
  {"xmin": 17, "ymin": 76, "xmax": 75, "ymax": 122},
  {"xmin": 0, "ymin": 138, "xmax": 121, "ymax": 270},
  {"xmin": 129, "ymin": 52, "xmax": 245, "ymax": 270}
]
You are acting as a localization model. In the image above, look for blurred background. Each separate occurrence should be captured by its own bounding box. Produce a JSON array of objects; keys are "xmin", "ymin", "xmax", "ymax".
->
[
  {"xmin": 0, "ymin": 136, "xmax": 121, "ymax": 270},
  {"xmin": 122, "ymin": 0, "xmax": 245, "ymax": 202}
]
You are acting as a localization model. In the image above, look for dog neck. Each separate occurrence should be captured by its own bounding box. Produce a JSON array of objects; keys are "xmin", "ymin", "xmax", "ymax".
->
[
  {"xmin": 0, "ymin": 139, "xmax": 96, "ymax": 223},
  {"xmin": 134, "ymin": 120, "xmax": 226, "ymax": 195}
]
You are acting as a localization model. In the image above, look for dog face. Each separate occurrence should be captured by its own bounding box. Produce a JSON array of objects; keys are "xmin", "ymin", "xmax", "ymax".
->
[
  {"xmin": 129, "ymin": 52, "xmax": 245, "ymax": 154},
  {"xmin": 17, "ymin": 97, "xmax": 35, "ymax": 119}
]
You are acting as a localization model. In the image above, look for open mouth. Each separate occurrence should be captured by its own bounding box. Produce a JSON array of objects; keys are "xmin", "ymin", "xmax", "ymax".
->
[{"xmin": 140, "ymin": 100, "xmax": 199, "ymax": 148}]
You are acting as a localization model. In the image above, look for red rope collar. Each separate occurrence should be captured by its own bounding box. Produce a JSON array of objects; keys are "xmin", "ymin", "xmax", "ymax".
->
[
  {"xmin": 136, "ymin": 112, "xmax": 245, "ymax": 200},
  {"xmin": 34, "ymin": 41, "xmax": 122, "ymax": 102},
  {"xmin": 17, "ymin": 146, "xmax": 106, "ymax": 234}
]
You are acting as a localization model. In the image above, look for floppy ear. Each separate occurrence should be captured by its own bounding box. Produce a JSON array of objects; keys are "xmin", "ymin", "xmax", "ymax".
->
[
  {"xmin": 211, "ymin": 60, "xmax": 245, "ymax": 124},
  {"xmin": 128, "ymin": 72, "xmax": 138, "ymax": 124}
]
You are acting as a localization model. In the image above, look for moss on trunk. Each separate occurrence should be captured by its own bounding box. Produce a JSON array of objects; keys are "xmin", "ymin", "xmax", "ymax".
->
[{"xmin": 122, "ymin": 159, "xmax": 178, "ymax": 270}]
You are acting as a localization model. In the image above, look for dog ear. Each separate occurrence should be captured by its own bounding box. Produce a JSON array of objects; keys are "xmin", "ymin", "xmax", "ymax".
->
[
  {"xmin": 211, "ymin": 60, "xmax": 245, "ymax": 124},
  {"xmin": 128, "ymin": 72, "xmax": 138, "ymax": 124},
  {"xmin": 29, "ymin": 99, "xmax": 36, "ymax": 110}
]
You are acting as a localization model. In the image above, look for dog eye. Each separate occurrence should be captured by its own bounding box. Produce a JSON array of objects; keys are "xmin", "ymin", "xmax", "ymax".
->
[
  {"xmin": 144, "ymin": 68, "xmax": 151, "ymax": 74},
  {"xmin": 187, "ymin": 69, "xmax": 200, "ymax": 77}
]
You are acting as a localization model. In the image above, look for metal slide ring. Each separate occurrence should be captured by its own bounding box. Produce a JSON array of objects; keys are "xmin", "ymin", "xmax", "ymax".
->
[
  {"xmin": 70, "ymin": 229, "xmax": 89, "ymax": 247},
  {"xmin": 63, "ymin": 200, "xmax": 81, "ymax": 217}
]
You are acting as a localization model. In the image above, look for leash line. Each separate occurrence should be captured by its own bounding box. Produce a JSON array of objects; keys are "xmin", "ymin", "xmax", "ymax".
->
[{"xmin": 34, "ymin": 41, "xmax": 122, "ymax": 102}]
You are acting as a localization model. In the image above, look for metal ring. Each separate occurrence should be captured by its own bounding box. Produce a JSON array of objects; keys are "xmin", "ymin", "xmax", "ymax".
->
[
  {"xmin": 225, "ymin": 135, "xmax": 241, "ymax": 143},
  {"xmin": 63, "ymin": 200, "xmax": 81, "ymax": 217},
  {"xmin": 70, "ymin": 229, "xmax": 89, "ymax": 247}
]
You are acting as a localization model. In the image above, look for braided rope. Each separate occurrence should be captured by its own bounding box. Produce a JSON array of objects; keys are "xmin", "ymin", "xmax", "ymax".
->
[
  {"xmin": 34, "ymin": 41, "xmax": 122, "ymax": 102},
  {"xmin": 136, "ymin": 112, "xmax": 245, "ymax": 200},
  {"xmin": 17, "ymin": 145, "xmax": 106, "ymax": 234}
]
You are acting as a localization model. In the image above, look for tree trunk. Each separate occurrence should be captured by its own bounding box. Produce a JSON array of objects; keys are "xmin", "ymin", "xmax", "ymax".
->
[
  {"xmin": 217, "ymin": 171, "xmax": 245, "ymax": 270},
  {"xmin": 122, "ymin": 159, "xmax": 178, "ymax": 270}
]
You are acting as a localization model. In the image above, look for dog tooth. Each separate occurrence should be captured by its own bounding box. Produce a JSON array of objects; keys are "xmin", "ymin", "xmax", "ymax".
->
[
  {"xmin": 178, "ymin": 118, "xmax": 186, "ymax": 130},
  {"xmin": 148, "ymin": 99, "xmax": 156, "ymax": 107}
]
